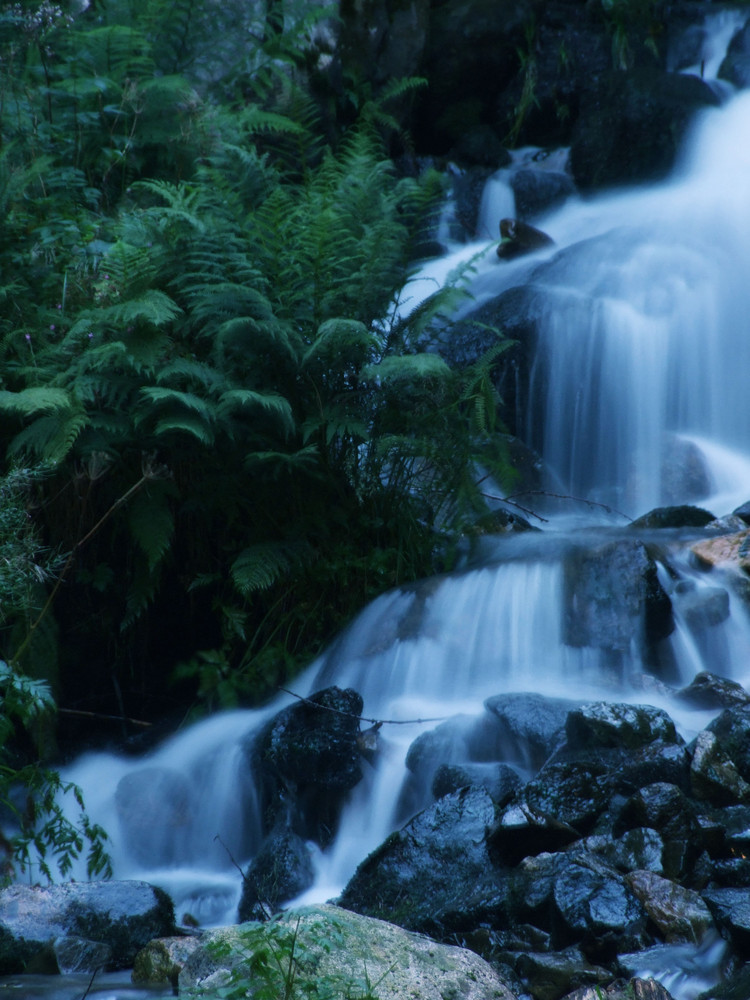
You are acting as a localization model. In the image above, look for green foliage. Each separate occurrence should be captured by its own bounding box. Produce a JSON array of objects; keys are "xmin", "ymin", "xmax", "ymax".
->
[
  {"xmin": 0, "ymin": 468, "xmax": 110, "ymax": 883},
  {"xmin": 0, "ymin": 0, "xmax": 517, "ymax": 724}
]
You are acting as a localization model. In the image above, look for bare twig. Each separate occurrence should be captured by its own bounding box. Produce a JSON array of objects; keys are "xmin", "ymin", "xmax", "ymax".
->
[
  {"xmin": 279, "ymin": 687, "xmax": 447, "ymax": 726},
  {"xmin": 58, "ymin": 707, "xmax": 151, "ymax": 729}
]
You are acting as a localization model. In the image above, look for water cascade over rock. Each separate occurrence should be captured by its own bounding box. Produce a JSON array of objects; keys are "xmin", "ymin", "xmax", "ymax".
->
[{"xmin": 32, "ymin": 28, "xmax": 750, "ymax": 1000}]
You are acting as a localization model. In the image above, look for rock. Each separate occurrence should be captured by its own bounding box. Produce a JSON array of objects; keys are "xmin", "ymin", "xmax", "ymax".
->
[
  {"xmin": 405, "ymin": 711, "xmax": 504, "ymax": 785},
  {"xmin": 114, "ymin": 766, "xmax": 192, "ymax": 866},
  {"xmin": 488, "ymin": 799, "xmax": 580, "ymax": 866},
  {"xmin": 659, "ymin": 436, "xmax": 712, "ymax": 506},
  {"xmin": 52, "ymin": 936, "xmax": 112, "ymax": 975},
  {"xmin": 691, "ymin": 530, "xmax": 750, "ymax": 575},
  {"xmin": 583, "ymin": 828, "xmax": 665, "ymax": 876},
  {"xmin": 484, "ymin": 692, "xmax": 579, "ymax": 770},
  {"xmin": 132, "ymin": 935, "xmax": 201, "ymax": 987},
  {"xmin": 514, "ymin": 946, "xmax": 610, "ymax": 1000},
  {"xmin": 432, "ymin": 762, "xmax": 522, "ymax": 805},
  {"xmin": 566, "ymin": 703, "xmax": 680, "ymax": 752},
  {"xmin": 253, "ymin": 686, "xmax": 365, "ymax": 845},
  {"xmin": 338, "ymin": 0, "xmax": 430, "ymax": 90},
  {"xmin": 497, "ymin": 218, "xmax": 555, "ymax": 260},
  {"xmin": 630, "ymin": 505, "xmax": 716, "ymax": 530},
  {"xmin": 338, "ymin": 787, "xmax": 503, "ymax": 935},
  {"xmin": 562, "ymin": 540, "xmax": 673, "ymax": 651},
  {"xmin": 706, "ymin": 705, "xmax": 750, "ymax": 783},
  {"xmin": 690, "ymin": 730, "xmax": 750, "ymax": 806},
  {"xmin": 238, "ymin": 826, "xmax": 315, "ymax": 921},
  {"xmin": 510, "ymin": 168, "xmax": 576, "ymax": 222},
  {"xmin": 179, "ymin": 903, "xmax": 519, "ymax": 1000},
  {"xmin": 733, "ymin": 500, "xmax": 750, "ymax": 525},
  {"xmin": 570, "ymin": 69, "xmax": 720, "ymax": 192},
  {"xmin": 702, "ymin": 888, "xmax": 750, "ymax": 957},
  {"xmin": 516, "ymin": 851, "xmax": 649, "ymax": 962},
  {"xmin": 625, "ymin": 871, "xmax": 713, "ymax": 944},
  {"xmin": 523, "ymin": 758, "xmax": 611, "ymax": 833},
  {"xmin": 676, "ymin": 672, "xmax": 750, "ymax": 711},
  {"xmin": 613, "ymin": 783, "xmax": 700, "ymax": 880},
  {"xmin": 0, "ymin": 881, "xmax": 174, "ymax": 974},
  {"xmin": 719, "ymin": 17, "xmax": 750, "ymax": 90}
]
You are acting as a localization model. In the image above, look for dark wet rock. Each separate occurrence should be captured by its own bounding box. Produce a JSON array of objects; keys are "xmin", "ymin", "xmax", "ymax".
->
[
  {"xmin": 582, "ymin": 828, "xmax": 665, "ymax": 877},
  {"xmin": 0, "ymin": 881, "xmax": 174, "ymax": 975},
  {"xmin": 432, "ymin": 762, "xmax": 522, "ymax": 805},
  {"xmin": 702, "ymin": 888, "xmax": 750, "ymax": 957},
  {"xmin": 562, "ymin": 540, "xmax": 673, "ymax": 651},
  {"xmin": 707, "ymin": 857, "xmax": 750, "ymax": 889},
  {"xmin": 513, "ymin": 946, "xmax": 610, "ymax": 1000},
  {"xmin": 115, "ymin": 767, "xmax": 192, "ymax": 866},
  {"xmin": 613, "ymin": 783, "xmax": 700, "ymax": 879},
  {"xmin": 484, "ymin": 692, "xmax": 580, "ymax": 770},
  {"xmin": 606, "ymin": 741, "xmax": 691, "ymax": 797},
  {"xmin": 570, "ymin": 69, "xmax": 720, "ymax": 192},
  {"xmin": 630, "ymin": 505, "xmax": 716, "ymax": 530},
  {"xmin": 674, "ymin": 585, "xmax": 730, "ymax": 631},
  {"xmin": 524, "ymin": 759, "xmax": 611, "ymax": 834},
  {"xmin": 676, "ymin": 672, "xmax": 750, "ymax": 711},
  {"xmin": 719, "ymin": 18, "xmax": 750, "ymax": 90},
  {"xmin": 566, "ymin": 702, "xmax": 680, "ymax": 752},
  {"xmin": 238, "ymin": 827, "xmax": 315, "ymax": 922},
  {"xmin": 253, "ymin": 686, "xmax": 365, "ymax": 845},
  {"xmin": 733, "ymin": 500, "xmax": 750, "ymax": 526},
  {"xmin": 511, "ymin": 168, "xmax": 576, "ymax": 222},
  {"xmin": 488, "ymin": 799, "xmax": 580, "ymax": 866},
  {"xmin": 690, "ymin": 730, "xmax": 750, "ymax": 807},
  {"xmin": 132, "ymin": 936, "xmax": 202, "ymax": 988},
  {"xmin": 515, "ymin": 850, "xmax": 649, "ymax": 962},
  {"xmin": 338, "ymin": 787, "xmax": 505, "ymax": 935},
  {"xmin": 337, "ymin": 0, "xmax": 429, "ymax": 91},
  {"xmin": 706, "ymin": 705, "xmax": 750, "ymax": 783},
  {"xmin": 714, "ymin": 804, "xmax": 750, "ymax": 859},
  {"xmin": 626, "ymin": 871, "xmax": 713, "ymax": 944}
]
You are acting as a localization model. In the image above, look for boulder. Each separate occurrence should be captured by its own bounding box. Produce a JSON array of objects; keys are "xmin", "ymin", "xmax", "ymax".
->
[
  {"xmin": 630, "ymin": 505, "xmax": 716, "ymax": 530},
  {"xmin": 561, "ymin": 540, "xmax": 673, "ymax": 651},
  {"xmin": 522, "ymin": 758, "xmax": 611, "ymax": 833},
  {"xmin": 691, "ymin": 530, "xmax": 750, "ymax": 575},
  {"xmin": 582, "ymin": 828, "xmax": 665, "ymax": 876},
  {"xmin": 613, "ymin": 783, "xmax": 700, "ymax": 880},
  {"xmin": 338, "ymin": 786, "xmax": 505, "ymax": 935},
  {"xmin": 510, "ymin": 167, "xmax": 576, "ymax": 221},
  {"xmin": 570, "ymin": 69, "xmax": 720, "ymax": 192},
  {"xmin": 484, "ymin": 692, "xmax": 579, "ymax": 770},
  {"xmin": 565, "ymin": 702, "xmax": 680, "ymax": 752},
  {"xmin": 132, "ymin": 935, "xmax": 201, "ymax": 988},
  {"xmin": 0, "ymin": 881, "xmax": 174, "ymax": 974},
  {"xmin": 625, "ymin": 871, "xmax": 713, "ymax": 944},
  {"xmin": 719, "ymin": 17, "xmax": 750, "ymax": 90},
  {"xmin": 690, "ymin": 730, "xmax": 750, "ymax": 807},
  {"xmin": 702, "ymin": 888, "xmax": 750, "ymax": 958},
  {"xmin": 497, "ymin": 218, "xmax": 555, "ymax": 260},
  {"xmin": 562, "ymin": 978, "xmax": 676, "ymax": 1000},
  {"xmin": 237, "ymin": 826, "xmax": 315, "ymax": 922},
  {"xmin": 252, "ymin": 686, "xmax": 365, "ymax": 845},
  {"xmin": 673, "ymin": 584, "xmax": 730, "ymax": 631},
  {"xmin": 733, "ymin": 500, "xmax": 750, "ymax": 525},
  {"xmin": 676, "ymin": 672, "xmax": 750, "ymax": 711},
  {"xmin": 513, "ymin": 851, "xmax": 649, "ymax": 962},
  {"xmin": 52, "ymin": 936, "xmax": 112, "ymax": 975},
  {"xmin": 488, "ymin": 799, "xmax": 580, "ymax": 867},
  {"xmin": 179, "ymin": 904, "xmax": 519, "ymax": 1000},
  {"xmin": 658, "ymin": 436, "xmax": 712, "ymax": 506},
  {"xmin": 706, "ymin": 705, "xmax": 750, "ymax": 783},
  {"xmin": 513, "ymin": 946, "xmax": 610, "ymax": 1000}
]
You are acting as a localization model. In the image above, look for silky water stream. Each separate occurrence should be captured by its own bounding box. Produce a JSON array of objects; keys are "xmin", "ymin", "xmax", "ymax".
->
[{"xmin": 12, "ymin": 49, "xmax": 750, "ymax": 1000}]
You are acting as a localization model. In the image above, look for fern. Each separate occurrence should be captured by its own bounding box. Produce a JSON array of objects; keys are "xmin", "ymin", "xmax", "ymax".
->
[
  {"xmin": 230, "ymin": 543, "xmax": 296, "ymax": 596},
  {"xmin": 127, "ymin": 485, "xmax": 175, "ymax": 574}
]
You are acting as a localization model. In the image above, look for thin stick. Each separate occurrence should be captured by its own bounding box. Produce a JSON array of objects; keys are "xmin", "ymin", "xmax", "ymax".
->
[
  {"xmin": 58, "ymin": 707, "xmax": 151, "ymax": 729},
  {"xmin": 279, "ymin": 687, "xmax": 447, "ymax": 726}
]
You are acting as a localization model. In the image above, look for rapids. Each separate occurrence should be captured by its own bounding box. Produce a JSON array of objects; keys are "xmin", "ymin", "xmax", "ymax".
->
[{"xmin": 26, "ymin": 23, "xmax": 750, "ymax": 1000}]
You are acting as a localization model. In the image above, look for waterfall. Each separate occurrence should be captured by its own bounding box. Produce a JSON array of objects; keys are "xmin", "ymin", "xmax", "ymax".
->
[{"xmin": 54, "ymin": 47, "xmax": 750, "ymax": 983}]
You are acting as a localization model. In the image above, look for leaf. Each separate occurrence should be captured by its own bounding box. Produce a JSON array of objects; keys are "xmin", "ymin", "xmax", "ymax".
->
[
  {"xmin": 0, "ymin": 388, "xmax": 72, "ymax": 416},
  {"xmin": 127, "ymin": 487, "xmax": 174, "ymax": 574},
  {"xmin": 230, "ymin": 543, "xmax": 293, "ymax": 596},
  {"xmin": 362, "ymin": 353, "xmax": 451, "ymax": 382},
  {"xmin": 217, "ymin": 389, "xmax": 295, "ymax": 436}
]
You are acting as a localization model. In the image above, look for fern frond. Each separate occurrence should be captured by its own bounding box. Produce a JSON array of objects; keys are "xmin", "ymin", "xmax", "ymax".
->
[
  {"xmin": 230, "ymin": 543, "xmax": 293, "ymax": 596},
  {"xmin": 363, "ymin": 354, "xmax": 451, "ymax": 382},
  {"xmin": 216, "ymin": 389, "xmax": 294, "ymax": 436},
  {"xmin": 127, "ymin": 486, "xmax": 174, "ymax": 574},
  {"xmin": 153, "ymin": 415, "xmax": 215, "ymax": 445},
  {"xmin": 98, "ymin": 290, "xmax": 181, "ymax": 328},
  {"xmin": 0, "ymin": 388, "xmax": 72, "ymax": 416}
]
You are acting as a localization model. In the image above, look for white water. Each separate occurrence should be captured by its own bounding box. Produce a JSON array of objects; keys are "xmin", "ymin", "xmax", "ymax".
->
[{"xmin": 39, "ymin": 28, "xmax": 750, "ymax": 1000}]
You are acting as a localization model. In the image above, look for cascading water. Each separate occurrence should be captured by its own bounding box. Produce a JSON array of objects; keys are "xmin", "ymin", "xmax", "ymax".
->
[{"xmin": 41, "ymin": 28, "xmax": 750, "ymax": 1000}]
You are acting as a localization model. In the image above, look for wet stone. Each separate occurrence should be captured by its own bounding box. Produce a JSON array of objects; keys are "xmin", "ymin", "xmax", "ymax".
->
[
  {"xmin": 676, "ymin": 672, "xmax": 750, "ymax": 710},
  {"xmin": 432, "ymin": 761, "xmax": 522, "ymax": 805},
  {"xmin": 566, "ymin": 702, "xmax": 680, "ymax": 752}
]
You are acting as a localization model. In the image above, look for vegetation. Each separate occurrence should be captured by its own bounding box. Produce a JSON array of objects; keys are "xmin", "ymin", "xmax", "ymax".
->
[{"xmin": 0, "ymin": 0, "xmax": 514, "ymax": 781}]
